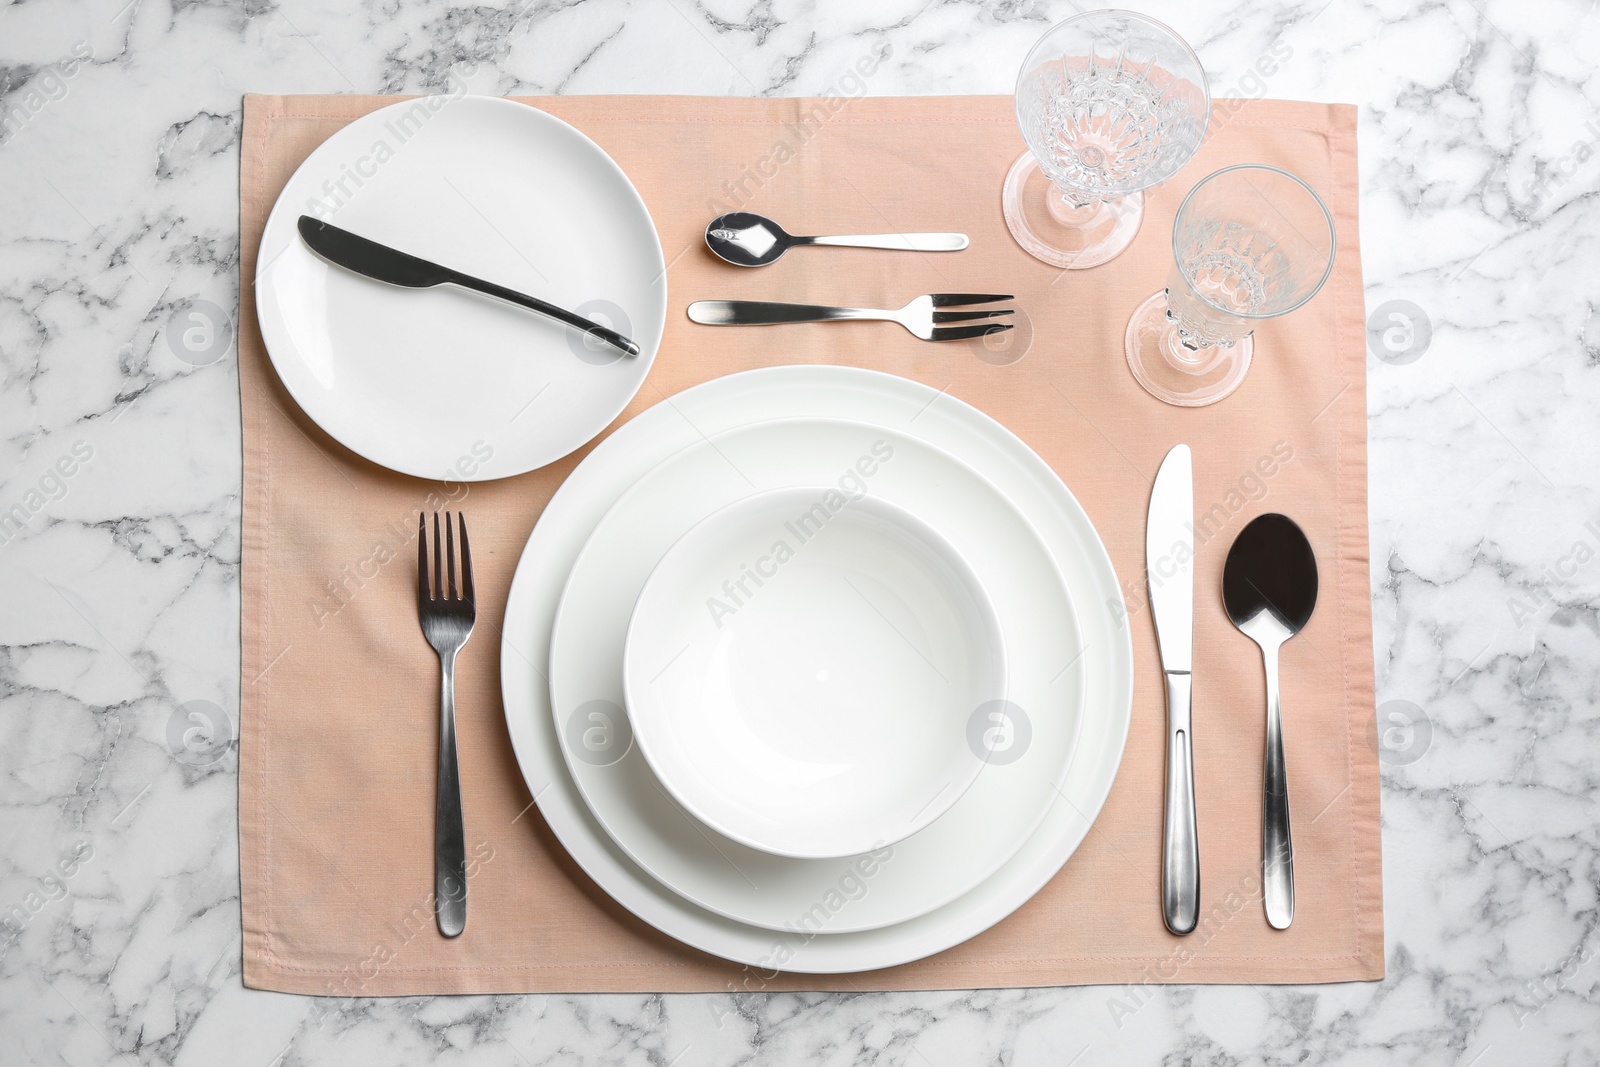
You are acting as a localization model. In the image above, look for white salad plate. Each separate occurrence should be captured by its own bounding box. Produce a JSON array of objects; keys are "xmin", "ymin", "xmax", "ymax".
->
[
  {"xmin": 625, "ymin": 486, "xmax": 1006, "ymax": 860},
  {"xmin": 255, "ymin": 95, "xmax": 666, "ymax": 481},
  {"xmin": 549, "ymin": 417, "xmax": 1082, "ymax": 932},
  {"xmin": 502, "ymin": 366, "xmax": 1133, "ymax": 972}
]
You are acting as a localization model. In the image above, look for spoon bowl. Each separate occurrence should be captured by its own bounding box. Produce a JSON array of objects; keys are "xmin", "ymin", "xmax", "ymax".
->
[
  {"xmin": 705, "ymin": 212, "xmax": 802, "ymax": 266},
  {"xmin": 1222, "ymin": 513, "xmax": 1318, "ymax": 931}
]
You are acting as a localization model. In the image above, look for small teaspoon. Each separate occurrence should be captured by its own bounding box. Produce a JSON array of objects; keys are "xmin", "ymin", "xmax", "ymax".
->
[{"xmin": 704, "ymin": 211, "xmax": 969, "ymax": 267}]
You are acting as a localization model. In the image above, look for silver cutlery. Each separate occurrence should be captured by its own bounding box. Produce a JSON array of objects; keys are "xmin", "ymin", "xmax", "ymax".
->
[
  {"xmin": 686, "ymin": 294, "xmax": 1014, "ymax": 342},
  {"xmin": 298, "ymin": 216, "xmax": 640, "ymax": 357},
  {"xmin": 417, "ymin": 511, "xmax": 476, "ymax": 938},
  {"xmin": 1147, "ymin": 444, "xmax": 1198, "ymax": 936},
  {"xmin": 1223, "ymin": 513, "xmax": 1319, "ymax": 931},
  {"xmin": 705, "ymin": 211, "xmax": 968, "ymax": 267}
]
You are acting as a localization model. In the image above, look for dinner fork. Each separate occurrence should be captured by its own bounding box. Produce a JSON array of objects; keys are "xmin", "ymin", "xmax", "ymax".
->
[
  {"xmin": 686, "ymin": 294, "xmax": 1015, "ymax": 342},
  {"xmin": 418, "ymin": 511, "xmax": 475, "ymax": 938}
]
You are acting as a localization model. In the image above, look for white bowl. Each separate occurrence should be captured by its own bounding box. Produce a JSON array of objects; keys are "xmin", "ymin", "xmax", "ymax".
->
[{"xmin": 622, "ymin": 486, "xmax": 1006, "ymax": 859}]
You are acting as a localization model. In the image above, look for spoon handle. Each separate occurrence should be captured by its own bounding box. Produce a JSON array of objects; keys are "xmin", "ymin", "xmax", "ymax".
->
[
  {"xmin": 1161, "ymin": 670, "xmax": 1199, "ymax": 936},
  {"xmin": 1261, "ymin": 642, "xmax": 1295, "ymax": 929},
  {"xmin": 802, "ymin": 233, "xmax": 969, "ymax": 252}
]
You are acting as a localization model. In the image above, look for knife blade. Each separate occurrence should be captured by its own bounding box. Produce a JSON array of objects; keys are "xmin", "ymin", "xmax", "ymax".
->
[
  {"xmin": 296, "ymin": 216, "xmax": 640, "ymax": 357},
  {"xmin": 1147, "ymin": 443, "xmax": 1198, "ymax": 935}
]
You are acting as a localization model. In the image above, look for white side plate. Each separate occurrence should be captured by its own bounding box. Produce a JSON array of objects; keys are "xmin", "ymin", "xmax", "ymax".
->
[{"xmin": 256, "ymin": 95, "xmax": 666, "ymax": 481}]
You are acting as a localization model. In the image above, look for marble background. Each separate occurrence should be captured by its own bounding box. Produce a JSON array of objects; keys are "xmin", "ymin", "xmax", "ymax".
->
[{"xmin": 2, "ymin": 0, "xmax": 1597, "ymax": 1063}]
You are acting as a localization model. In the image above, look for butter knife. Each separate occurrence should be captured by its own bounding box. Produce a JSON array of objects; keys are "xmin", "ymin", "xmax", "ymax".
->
[
  {"xmin": 1147, "ymin": 443, "xmax": 1198, "ymax": 935},
  {"xmin": 296, "ymin": 216, "xmax": 641, "ymax": 357}
]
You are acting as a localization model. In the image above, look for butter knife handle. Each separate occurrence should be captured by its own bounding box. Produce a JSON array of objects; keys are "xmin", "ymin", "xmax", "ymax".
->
[
  {"xmin": 446, "ymin": 272, "xmax": 640, "ymax": 357},
  {"xmin": 1162, "ymin": 671, "xmax": 1199, "ymax": 935}
]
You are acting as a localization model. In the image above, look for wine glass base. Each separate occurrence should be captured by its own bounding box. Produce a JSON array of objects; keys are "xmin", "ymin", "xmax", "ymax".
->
[
  {"xmin": 1001, "ymin": 153, "xmax": 1142, "ymax": 269},
  {"xmin": 1124, "ymin": 290, "xmax": 1253, "ymax": 407}
]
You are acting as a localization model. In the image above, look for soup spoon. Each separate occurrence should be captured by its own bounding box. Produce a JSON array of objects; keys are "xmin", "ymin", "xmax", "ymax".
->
[{"xmin": 1223, "ymin": 513, "xmax": 1319, "ymax": 930}]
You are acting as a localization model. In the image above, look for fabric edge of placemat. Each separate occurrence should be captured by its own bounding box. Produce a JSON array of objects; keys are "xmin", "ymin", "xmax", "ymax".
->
[
  {"xmin": 234, "ymin": 94, "xmax": 1385, "ymax": 994},
  {"xmin": 1328, "ymin": 101, "xmax": 1386, "ymax": 981},
  {"xmin": 238, "ymin": 91, "xmax": 278, "ymax": 993}
]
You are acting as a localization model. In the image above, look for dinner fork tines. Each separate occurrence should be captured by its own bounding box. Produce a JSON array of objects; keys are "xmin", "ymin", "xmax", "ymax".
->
[
  {"xmin": 418, "ymin": 511, "xmax": 475, "ymax": 938},
  {"xmin": 686, "ymin": 293, "xmax": 1016, "ymax": 342}
]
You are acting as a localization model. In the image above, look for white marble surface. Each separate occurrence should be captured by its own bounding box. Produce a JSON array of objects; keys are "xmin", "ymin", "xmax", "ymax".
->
[{"xmin": 2, "ymin": 0, "xmax": 1597, "ymax": 1062}]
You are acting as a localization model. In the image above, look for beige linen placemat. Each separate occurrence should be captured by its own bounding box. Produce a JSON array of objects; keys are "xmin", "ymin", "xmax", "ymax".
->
[{"xmin": 239, "ymin": 93, "xmax": 1381, "ymax": 994}]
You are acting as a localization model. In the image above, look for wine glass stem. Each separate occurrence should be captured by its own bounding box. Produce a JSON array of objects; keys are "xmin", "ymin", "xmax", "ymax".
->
[
  {"xmin": 1158, "ymin": 309, "xmax": 1236, "ymax": 375},
  {"xmin": 1046, "ymin": 187, "xmax": 1129, "ymax": 225}
]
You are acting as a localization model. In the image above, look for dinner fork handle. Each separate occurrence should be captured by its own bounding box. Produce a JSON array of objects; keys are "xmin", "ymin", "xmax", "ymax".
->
[
  {"xmin": 803, "ymin": 232, "xmax": 969, "ymax": 252},
  {"xmin": 435, "ymin": 650, "xmax": 467, "ymax": 938},
  {"xmin": 686, "ymin": 300, "xmax": 882, "ymax": 326}
]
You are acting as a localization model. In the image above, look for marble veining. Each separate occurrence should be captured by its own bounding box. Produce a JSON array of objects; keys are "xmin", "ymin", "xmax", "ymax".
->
[{"xmin": 2, "ymin": 0, "xmax": 1598, "ymax": 1063}]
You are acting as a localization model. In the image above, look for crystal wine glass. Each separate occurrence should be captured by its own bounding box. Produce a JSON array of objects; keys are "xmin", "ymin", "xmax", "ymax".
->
[
  {"xmin": 1125, "ymin": 164, "xmax": 1336, "ymax": 406},
  {"xmin": 1005, "ymin": 11, "xmax": 1209, "ymax": 270}
]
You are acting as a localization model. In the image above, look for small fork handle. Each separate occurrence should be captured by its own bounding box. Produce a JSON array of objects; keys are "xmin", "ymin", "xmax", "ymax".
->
[
  {"xmin": 687, "ymin": 300, "xmax": 884, "ymax": 326},
  {"xmin": 435, "ymin": 649, "xmax": 467, "ymax": 938}
]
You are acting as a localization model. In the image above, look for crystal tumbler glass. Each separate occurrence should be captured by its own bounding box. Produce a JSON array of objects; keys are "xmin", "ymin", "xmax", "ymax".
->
[{"xmin": 1125, "ymin": 164, "xmax": 1337, "ymax": 406}]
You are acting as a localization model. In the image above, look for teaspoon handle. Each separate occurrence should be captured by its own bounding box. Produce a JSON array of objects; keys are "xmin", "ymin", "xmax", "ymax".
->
[
  {"xmin": 802, "ymin": 232, "xmax": 969, "ymax": 252},
  {"xmin": 1261, "ymin": 641, "xmax": 1295, "ymax": 929}
]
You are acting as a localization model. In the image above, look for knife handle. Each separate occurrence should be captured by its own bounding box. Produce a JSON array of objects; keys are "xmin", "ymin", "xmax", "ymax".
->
[
  {"xmin": 1162, "ymin": 670, "xmax": 1199, "ymax": 935},
  {"xmin": 445, "ymin": 272, "xmax": 641, "ymax": 357}
]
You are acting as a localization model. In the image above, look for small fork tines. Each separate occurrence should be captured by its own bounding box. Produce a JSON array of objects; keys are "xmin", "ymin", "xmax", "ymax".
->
[{"xmin": 918, "ymin": 294, "xmax": 1015, "ymax": 342}]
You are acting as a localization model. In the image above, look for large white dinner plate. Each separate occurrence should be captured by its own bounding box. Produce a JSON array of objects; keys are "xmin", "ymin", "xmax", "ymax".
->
[
  {"xmin": 550, "ymin": 417, "xmax": 1084, "ymax": 930},
  {"xmin": 625, "ymin": 485, "xmax": 1007, "ymax": 861},
  {"xmin": 255, "ymin": 95, "xmax": 666, "ymax": 481},
  {"xmin": 501, "ymin": 366, "xmax": 1133, "ymax": 973}
]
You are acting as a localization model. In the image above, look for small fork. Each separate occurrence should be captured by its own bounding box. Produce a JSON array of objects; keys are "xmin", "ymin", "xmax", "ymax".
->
[
  {"xmin": 417, "ymin": 511, "xmax": 475, "ymax": 938},
  {"xmin": 686, "ymin": 294, "xmax": 1015, "ymax": 342}
]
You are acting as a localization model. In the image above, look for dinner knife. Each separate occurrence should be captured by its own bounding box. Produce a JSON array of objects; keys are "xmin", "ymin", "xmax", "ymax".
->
[
  {"xmin": 296, "ymin": 216, "xmax": 641, "ymax": 357},
  {"xmin": 1147, "ymin": 443, "xmax": 1198, "ymax": 936}
]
